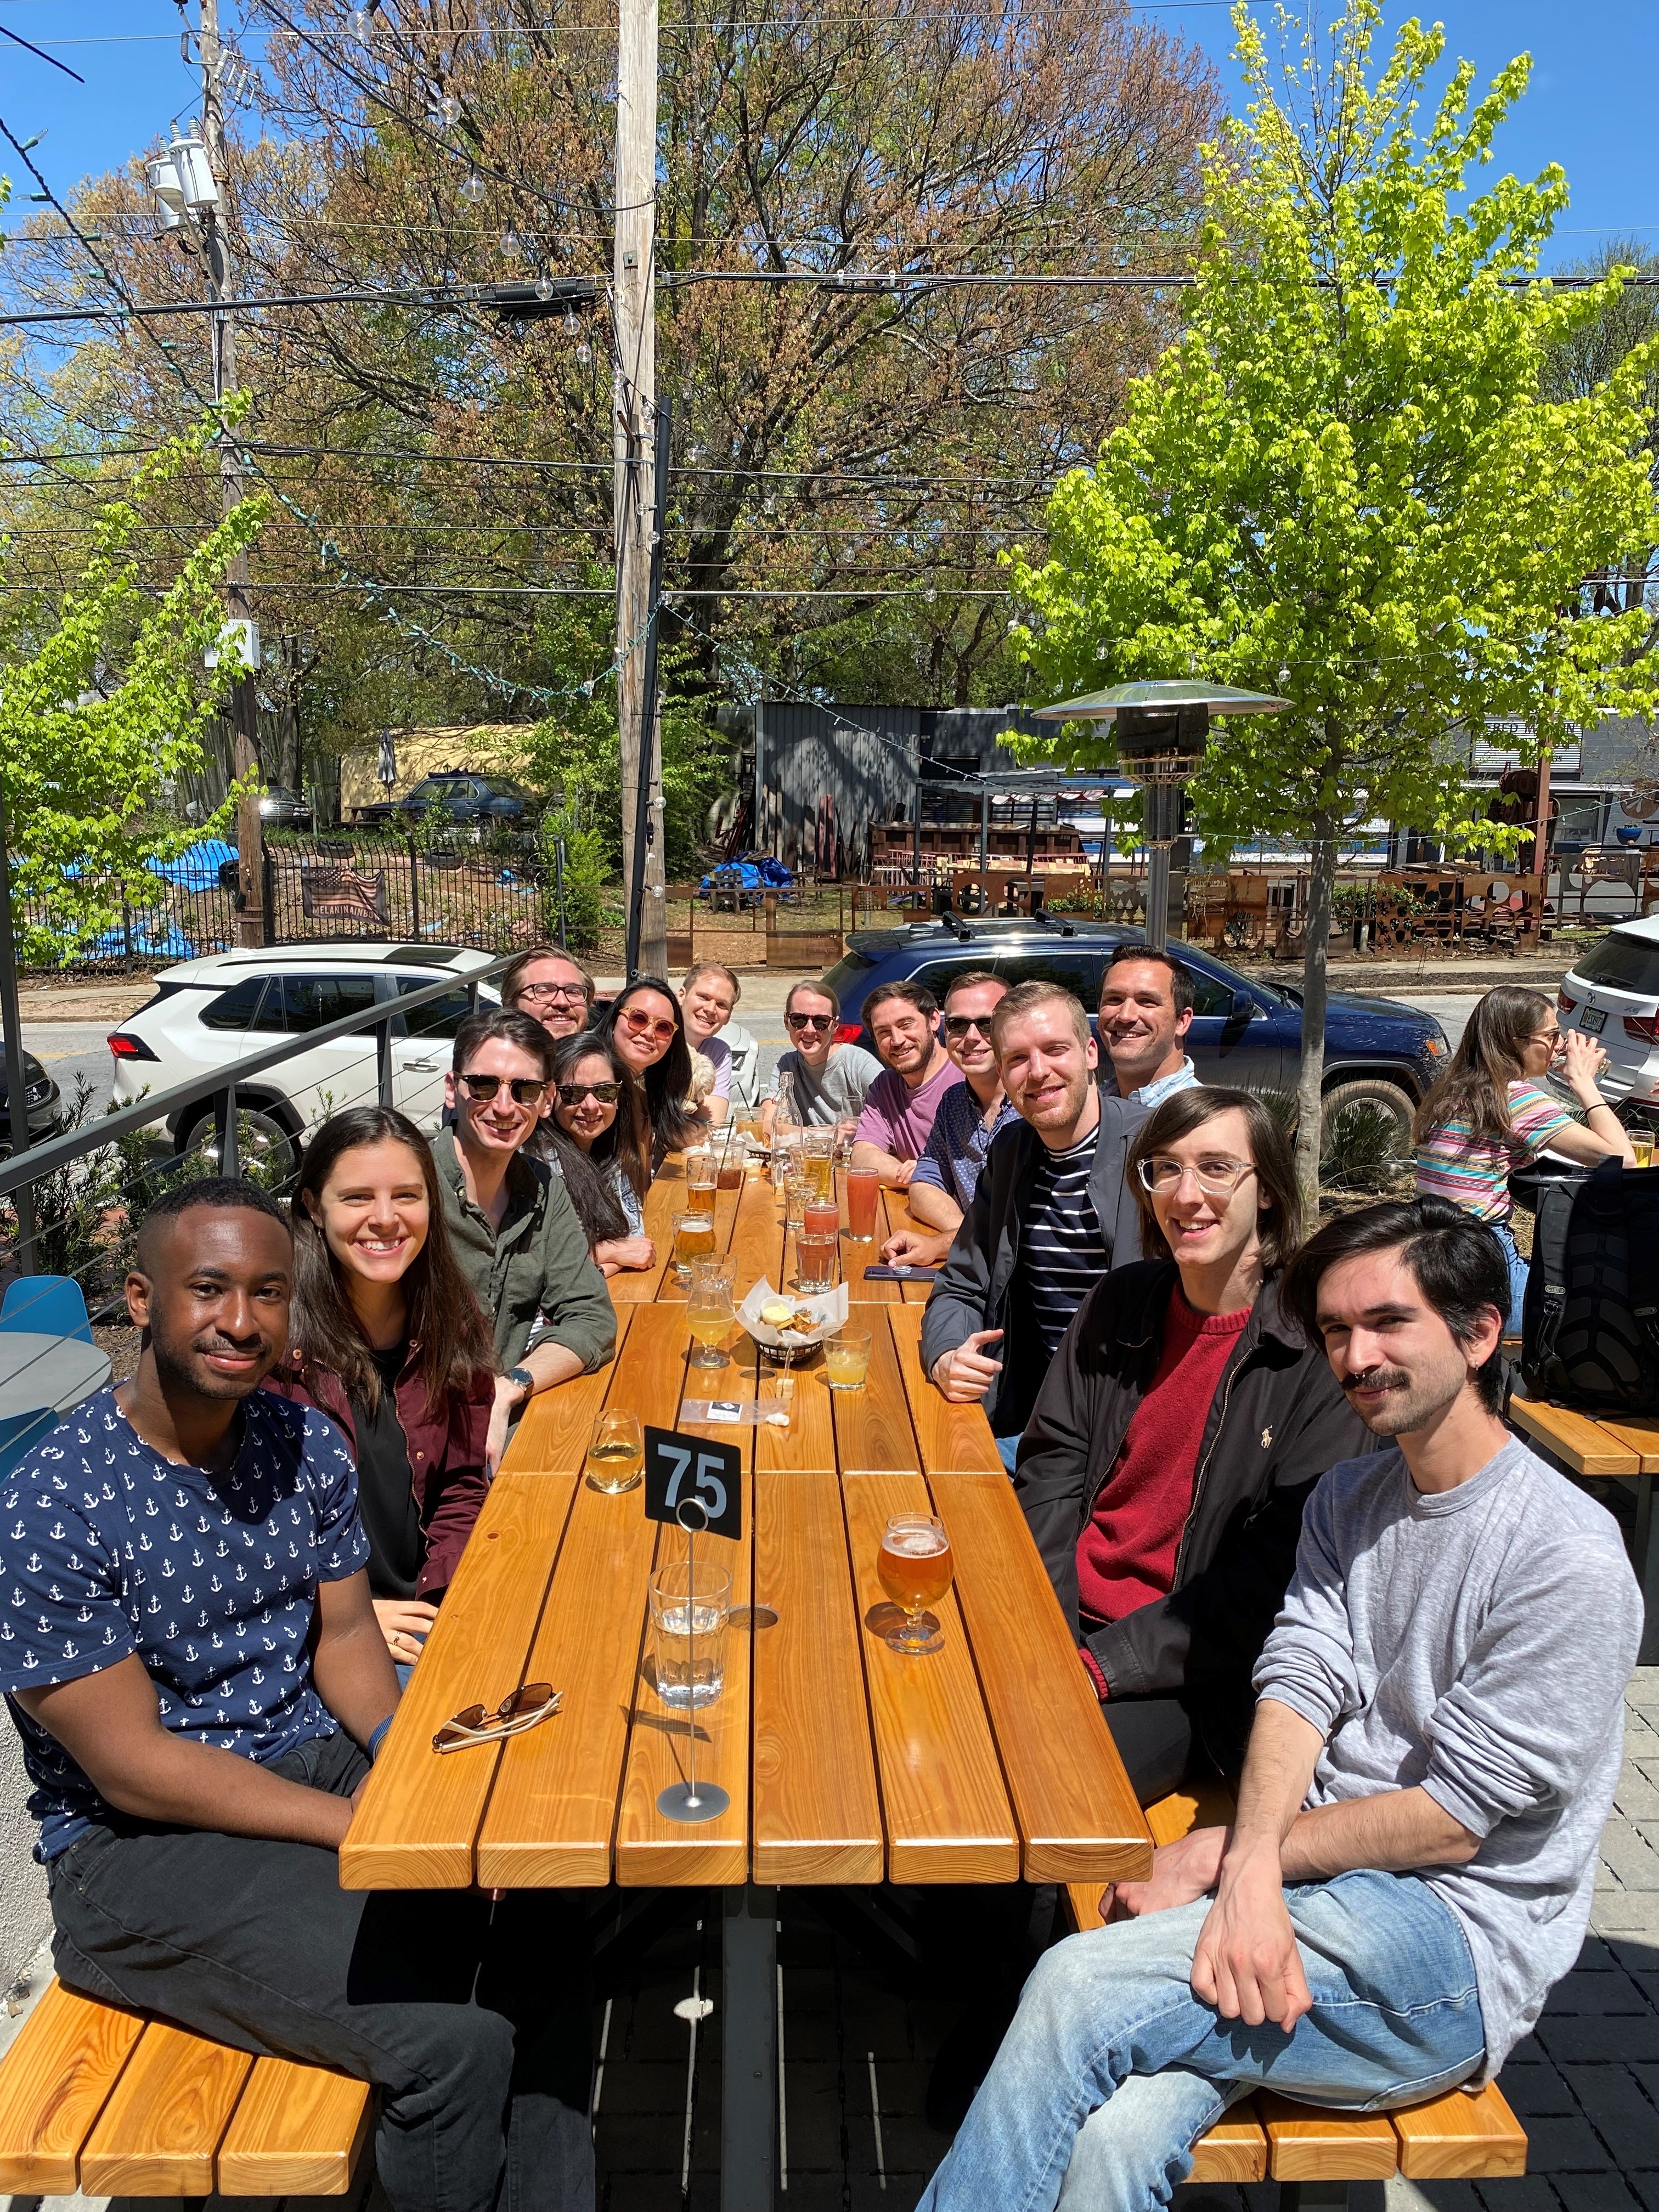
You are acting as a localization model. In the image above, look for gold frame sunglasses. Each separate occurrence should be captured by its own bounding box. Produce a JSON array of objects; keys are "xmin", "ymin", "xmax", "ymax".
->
[{"xmin": 432, "ymin": 1683, "xmax": 562, "ymax": 1753}]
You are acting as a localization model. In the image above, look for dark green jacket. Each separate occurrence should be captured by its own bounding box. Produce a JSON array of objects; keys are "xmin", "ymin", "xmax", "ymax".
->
[{"xmin": 431, "ymin": 1133, "xmax": 616, "ymax": 1374}]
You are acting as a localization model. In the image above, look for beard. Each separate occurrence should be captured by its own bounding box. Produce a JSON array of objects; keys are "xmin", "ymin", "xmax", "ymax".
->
[
  {"xmin": 1340, "ymin": 1361, "xmax": 1466, "ymax": 1437},
  {"xmin": 149, "ymin": 1327, "xmax": 268, "ymax": 1403}
]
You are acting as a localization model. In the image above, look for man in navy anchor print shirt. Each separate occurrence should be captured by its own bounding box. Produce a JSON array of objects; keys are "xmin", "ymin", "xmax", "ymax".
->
[{"xmin": 0, "ymin": 1177, "xmax": 592, "ymax": 2212}]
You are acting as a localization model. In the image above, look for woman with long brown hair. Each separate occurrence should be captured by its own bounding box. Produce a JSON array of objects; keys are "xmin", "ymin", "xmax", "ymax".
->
[
  {"xmin": 537, "ymin": 1031, "xmax": 656, "ymax": 1276},
  {"xmin": 590, "ymin": 975, "xmax": 699, "ymax": 1162},
  {"xmin": 1414, "ymin": 984, "xmax": 1633, "ymax": 1328},
  {"xmin": 263, "ymin": 1104, "xmax": 498, "ymax": 1675}
]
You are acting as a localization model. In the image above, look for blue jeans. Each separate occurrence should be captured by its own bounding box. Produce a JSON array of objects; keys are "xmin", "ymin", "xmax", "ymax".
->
[
  {"xmin": 1490, "ymin": 1217, "xmax": 1529, "ymax": 1335},
  {"xmin": 997, "ymin": 1434, "xmax": 1020, "ymax": 1475},
  {"xmin": 915, "ymin": 1868, "xmax": 1484, "ymax": 2212}
]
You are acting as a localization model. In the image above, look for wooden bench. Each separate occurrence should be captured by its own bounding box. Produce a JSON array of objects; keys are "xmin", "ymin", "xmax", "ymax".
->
[
  {"xmin": 1507, "ymin": 1386, "xmax": 1659, "ymax": 1663},
  {"xmin": 0, "ymin": 1979, "xmax": 372, "ymax": 2196},
  {"xmin": 1065, "ymin": 1782, "xmax": 1528, "ymax": 2205}
]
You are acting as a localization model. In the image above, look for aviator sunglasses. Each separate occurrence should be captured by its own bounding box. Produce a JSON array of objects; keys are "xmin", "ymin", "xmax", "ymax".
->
[
  {"xmin": 459, "ymin": 1073, "xmax": 549, "ymax": 1105},
  {"xmin": 432, "ymin": 1683, "xmax": 562, "ymax": 1754}
]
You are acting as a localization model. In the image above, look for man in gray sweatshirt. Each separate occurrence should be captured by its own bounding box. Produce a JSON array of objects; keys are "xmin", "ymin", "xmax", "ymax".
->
[{"xmin": 915, "ymin": 1196, "xmax": 1641, "ymax": 2212}]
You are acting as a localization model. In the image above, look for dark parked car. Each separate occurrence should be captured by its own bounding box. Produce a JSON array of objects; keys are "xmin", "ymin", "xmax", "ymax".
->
[
  {"xmin": 820, "ymin": 918, "xmax": 1449, "ymax": 1143},
  {"xmin": 258, "ymin": 785, "xmax": 314, "ymax": 831},
  {"xmin": 354, "ymin": 772, "xmax": 535, "ymax": 830},
  {"xmin": 0, "ymin": 1042, "xmax": 63, "ymax": 1150}
]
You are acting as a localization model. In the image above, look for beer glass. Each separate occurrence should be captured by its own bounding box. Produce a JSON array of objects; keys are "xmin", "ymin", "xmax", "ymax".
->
[
  {"xmin": 686, "ymin": 1266, "xmax": 735, "ymax": 1369},
  {"xmin": 650, "ymin": 1558, "xmax": 732, "ymax": 1709},
  {"xmin": 585, "ymin": 1409, "xmax": 644, "ymax": 1494},
  {"xmin": 877, "ymin": 1513, "xmax": 953, "ymax": 1654},
  {"xmin": 1635, "ymin": 1133, "xmax": 1655, "ymax": 1169},
  {"xmin": 673, "ymin": 1210, "xmax": 715, "ymax": 1283},
  {"xmin": 685, "ymin": 1147, "xmax": 717, "ymax": 1211},
  {"xmin": 803, "ymin": 1129, "xmax": 835, "ymax": 1203},
  {"xmin": 846, "ymin": 1167, "xmax": 881, "ymax": 1243},
  {"xmin": 825, "ymin": 1327, "xmax": 872, "ymax": 1390}
]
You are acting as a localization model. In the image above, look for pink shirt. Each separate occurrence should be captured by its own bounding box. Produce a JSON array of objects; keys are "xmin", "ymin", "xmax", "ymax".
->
[{"xmin": 854, "ymin": 1059, "xmax": 964, "ymax": 1164}]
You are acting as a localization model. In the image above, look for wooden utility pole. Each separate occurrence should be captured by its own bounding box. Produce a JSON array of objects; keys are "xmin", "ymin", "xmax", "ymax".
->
[
  {"xmin": 614, "ymin": 0, "xmax": 667, "ymax": 977},
  {"xmin": 200, "ymin": 0, "xmax": 266, "ymax": 947}
]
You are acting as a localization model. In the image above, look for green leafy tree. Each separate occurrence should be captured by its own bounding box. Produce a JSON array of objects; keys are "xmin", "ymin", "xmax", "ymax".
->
[
  {"xmin": 1009, "ymin": 1, "xmax": 1659, "ymax": 1197},
  {"xmin": 1, "ymin": 406, "xmax": 268, "ymax": 963}
]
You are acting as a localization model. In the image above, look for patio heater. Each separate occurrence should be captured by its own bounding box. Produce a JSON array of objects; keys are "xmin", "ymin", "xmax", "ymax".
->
[{"xmin": 1032, "ymin": 680, "xmax": 1290, "ymax": 952}]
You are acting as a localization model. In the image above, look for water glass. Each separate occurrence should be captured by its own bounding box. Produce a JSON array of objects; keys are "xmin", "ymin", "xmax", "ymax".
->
[
  {"xmin": 783, "ymin": 1173, "xmax": 809, "ymax": 1235},
  {"xmin": 649, "ymin": 1556, "xmax": 732, "ymax": 1710},
  {"xmin": 795, "ymin": 1233, "xmax": 837, "ymax": 1294},
  {"xmin": 824, "ymin": 1328, "xmax": 872, "ymax": 1390}
]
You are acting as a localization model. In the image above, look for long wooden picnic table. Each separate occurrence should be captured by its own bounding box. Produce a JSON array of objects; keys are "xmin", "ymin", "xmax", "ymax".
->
[
  {"xmin": 1508, "ymin": 1386, "xmax": 1659, "ymax": 1662},
  {"xmin": 343, "ymin": 1188, "xmax": 1152, "ymax": 2209}
]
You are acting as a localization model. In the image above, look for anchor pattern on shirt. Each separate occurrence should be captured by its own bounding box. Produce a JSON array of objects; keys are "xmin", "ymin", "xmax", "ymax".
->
[{"xmin": 0, "ymin": 1386, "xmax": 368, "ymax": 1860}]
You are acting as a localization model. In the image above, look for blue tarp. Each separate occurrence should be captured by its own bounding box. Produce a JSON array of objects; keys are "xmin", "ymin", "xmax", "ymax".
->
[
  {"xmin": 144, "ymin": 838, "xmax": 237, "ymax": 891},
  {"xmin": 697, "ymin": 854, "xmax": 794, "ymax": 896},
  {"xmin": 72, "ymin": 922, "xmax": 206, "ymax": 963}
]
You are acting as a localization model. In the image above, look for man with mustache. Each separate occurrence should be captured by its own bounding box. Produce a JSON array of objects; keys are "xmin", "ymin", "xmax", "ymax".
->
[
  {"xmin": 914, "ymin": 1195, "xmax": 1640, "ymax": 2212},
  {"xmin": 0, "ymin": 1180, "xmax": 595, "ymax": 2212}
]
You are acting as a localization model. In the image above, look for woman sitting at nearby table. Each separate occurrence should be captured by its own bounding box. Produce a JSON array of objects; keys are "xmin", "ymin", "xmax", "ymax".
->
[
  {"xmin": 1414, "ymin": 983, "xmax": 1634, "ymax": 1329},
  {"xmin": 264, "ymin": 1104, "xmax": 498, "ymax": 1677},
  {"xmin": 591, "ymin": 975, "xmax": 699, "ymax": 1166},
  {"xmin": 538, "ymin": 1032, "xmax": 657, "ymax": 1277}
]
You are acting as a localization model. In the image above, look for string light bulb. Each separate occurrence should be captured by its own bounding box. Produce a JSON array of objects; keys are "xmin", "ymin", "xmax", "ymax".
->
[
  {"xmin": 438, "ymin": 93, "xmax": 462, "ymax": 128},
  {"xmin": 458, "ymin": 169, "xmax": 486, "ymax": 206},
  {"xmin": 575, "ymin": 341, "xmax": 592, "ymax": 365}
]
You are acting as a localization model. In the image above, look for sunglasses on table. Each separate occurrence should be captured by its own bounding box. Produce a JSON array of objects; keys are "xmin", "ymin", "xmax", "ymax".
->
[
  {"xmin": 432, "ymin": 1683, "xmax": 562, "ymax": 1754},
  {"xmin": 459, "ymin": 1073, "xmax": 549, "ymax": 1105},
  {"xmin": 786, "ymin": 1012, "xmax": 835, "ymax": 1032},
  {"xmin": 943, "ymin": 1013, "xmax": 994, "ymax": 1040},
  {"xmin": 557, "ymin": 1080, "xmax": 623, "ymax": 1105},
  {"xmin": 1136, "ymin": 1156, "xmax": 1257, "ymax": 1197},
  {"xmin": 619, "ymin": 1008, "xmax": 679, "ymax": 1042},
  {"xmin": 517, "ymin": 981, "xmax": 589, "ymax": 1005}
]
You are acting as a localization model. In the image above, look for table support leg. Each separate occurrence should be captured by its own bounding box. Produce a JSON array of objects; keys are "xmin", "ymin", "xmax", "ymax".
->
[
  {"xmin": 722, "ymin": 1883, "xmax": 777, "ymax": 2212},
  {"xmin": 1633, "ymin": 1480, "xmax": 1659, "ymax": 1666}
]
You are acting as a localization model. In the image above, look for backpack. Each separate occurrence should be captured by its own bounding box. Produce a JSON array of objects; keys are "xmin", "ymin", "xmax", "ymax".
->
[{"xmin": 1522, "ymin": 1155, "xmax": 1659, "ymax": 1413}]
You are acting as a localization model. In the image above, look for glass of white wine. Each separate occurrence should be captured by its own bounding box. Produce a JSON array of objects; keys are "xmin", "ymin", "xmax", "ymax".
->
[
  {"xmin": 686, "ymin": 1264, "xmax": 735, "ymax": 1370},
  {"xmin": 586, "ymin": 1409, "xmax": 644, "ymax": 1494}
]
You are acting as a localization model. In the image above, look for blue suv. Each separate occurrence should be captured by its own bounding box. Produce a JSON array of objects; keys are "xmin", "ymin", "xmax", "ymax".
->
[{"xmin": 821, "ymin": 919, "xmax": 1448, "ymax": 1141}]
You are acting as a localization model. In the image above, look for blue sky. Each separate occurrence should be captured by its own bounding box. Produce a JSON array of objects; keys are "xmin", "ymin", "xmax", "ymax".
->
[{"xmin": 1, "ymin": 0, "xmax": 1655, "ymax": 274}]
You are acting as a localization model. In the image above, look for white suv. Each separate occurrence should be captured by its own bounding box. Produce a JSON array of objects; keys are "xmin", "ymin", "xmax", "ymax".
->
[
  {"xmin": 1558, "ymin": 915, "xmax": 1659, "ymax": 1106},
  {"xmin": 108, "ymin": 943, "xmax": 503, "ymax": 1170}
]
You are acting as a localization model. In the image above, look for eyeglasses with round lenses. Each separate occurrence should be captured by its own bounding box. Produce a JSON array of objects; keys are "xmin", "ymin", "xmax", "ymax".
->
[
  {"xmin": 518, "ymin": 980, "xmax": 589, "ymax": 1004},
  {"xmin": 556, "ymin": 1080, "xmax": 622, "ymax": 1106},
  {"xmin": 786, "ymin": 1011, "xmax": 834, "ymax": 1031},
  {"xmin": 943, "ymin": 1013, "xmax": 994, "ymax": 1040},
  {"xmin": 619, "ymin": 1008, "xmax": 678, "ymax": 1042},
  {"xmin": 1137, "ymin": 1155, "xmax": 1257, "ymax": 1197},
  {"xmin": 459, "ymin": 1073, "xmax": 549, "ymax": 1106}
]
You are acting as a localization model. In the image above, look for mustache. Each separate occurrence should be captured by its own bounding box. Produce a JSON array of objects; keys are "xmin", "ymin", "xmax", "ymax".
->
[{"xmin": 1341, "ymin": 1364, "xmax": 1409, "ymax": 1396}]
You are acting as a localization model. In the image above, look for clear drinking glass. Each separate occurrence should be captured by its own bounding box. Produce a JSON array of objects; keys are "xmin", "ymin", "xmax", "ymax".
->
[
  {"xmin": 685, "ymin": 1147, "xmax": 717, "ymax": 1211},
  {"xmin": 783, "ymin": 1173, "xmax": 809, "ymax": 1235},
  {"xmin": 795, "ymin": 1233, "xmax": 837, "ymax": 1294},
  {"xmin": 824, "ymin": 1327, "xmax": 872, "ymax": 1390},
  {"xmin": 846, "ymin": 1167, "xmax": 881, "ymax": 1242},
  {"xmin": 877, "ymin": 1513, "xmax": 952, "ymax": 1654},
  {"xmin": 649, "ymin": 1557, "xmax": 732, "ymax": 1709},
  {"xmin": 585, "ymin": 1409, "xmax": 644, "ymax": 1493},
  {"xmin": 673, "ymin": 1210, "xmax": 715, "ymax": 1283},
  {"xmin": 686, "ymin": 1266, "xmax": 735, "ymax": 1368}
]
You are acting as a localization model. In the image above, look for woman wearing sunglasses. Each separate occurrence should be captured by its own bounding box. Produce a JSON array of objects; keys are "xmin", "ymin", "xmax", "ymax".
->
[
  {"xmin": 538, "ymin": 1033, "xmax": 656, "ymax": 1276},
  {"xmin": 591, "ymin": 976, "xmax": 698, "ymax": 1164},
  {"xmin": 265, "ymin": 1105, "xmax": 498, "ymax": 1679},
  {"xmin": 758, "ymin": 978, "xmax": 883, "ymax": 1140},
  {"xmin": 1013, "ymin": 1086, "xmax": 1374, "ymax": 1806}
]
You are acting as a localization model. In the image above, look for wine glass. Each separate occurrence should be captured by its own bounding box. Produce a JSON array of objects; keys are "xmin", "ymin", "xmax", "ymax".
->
[{"xmin": 877, "ymin": 1513, "xmax": 953, "ymax": 1654}]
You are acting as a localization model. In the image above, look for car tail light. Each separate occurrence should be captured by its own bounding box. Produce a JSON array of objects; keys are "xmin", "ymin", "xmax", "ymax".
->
[
  {"xmin": 1558, "ymin": 991, "xmax": 1577, "ymax": 1015},
  {"xmin": 834, "ymin": 1021, "xmax": 861, "ymax": 1045},
  {"xmin": 108, "ymin": 1032, "xmax": 158, "ymax": 1060},
  {"xmin": 1624, "ymin": 1015, "xmax": 1659, "ymax": 1045}
]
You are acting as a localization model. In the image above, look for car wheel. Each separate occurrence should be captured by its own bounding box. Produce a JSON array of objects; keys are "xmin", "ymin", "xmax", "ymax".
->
[
  {"xmin": 1319, "ymin": 1077, "xmax": 1415, "ymax": 1191},
  {"xmin": 179, "ymin": 1102, "xmax": 300, "ymax": 1184}
]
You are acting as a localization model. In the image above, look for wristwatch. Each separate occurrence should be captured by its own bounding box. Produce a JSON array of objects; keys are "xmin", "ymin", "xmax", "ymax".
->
[{"xmin": 506, "ymin": 1364, "xmax": 534, "ymax": 1406}]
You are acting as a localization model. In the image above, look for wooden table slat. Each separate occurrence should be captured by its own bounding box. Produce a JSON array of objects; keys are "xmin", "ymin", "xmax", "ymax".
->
[
  {"xmin": 724, "ymin": 1167, "xmax": 787, "ymax": 1303},
  {"xmin": 753, "ymin": 1463, "xmax": 884, "ymax": 1884},
  {"xmin": 80, "ymin": 2022, "xmax": 252, "ymax": 2197},
  {"xmin": 606, "ymin": 1171, "xmax": 680, "ymax": 1304},
  {"xmin": 842, "ymin": 1471, "xmax": 1018, "ymax": 1882},
  {"xmin": 832, "ymin": 1307, "xmax": 923, "ymax": 1474},
  {"xmin": 1189, "ymin": 2106, "xmax": 1269, "ymax": 2185},
  {"xmin": 887, "ymin": 1303, "xmax": 1007, "ymax": 1475},
  {"xmin": 1391, "ymin": 2083, "xmax": 1527, "ymax": 2179},
  {"xmin": 0, "ymin": 1980, "xmax": 145, "ymax": 2193},
  {"xmin": 339, "ymin": 1468, "xmax": 580, "ymax": 1888},
  {"xmin": 476, "ymin": 1311, "xmax": 679, "ymax": 1887},
  {"xmin": 1507, "ymin": 1391, "xmax": 1641, "ymax": 1476},
  {"xmin": 1259, "ymin": 2094, "xmax": 1398, "ymax": 2180},
  {"xmin": 215, "ymin": 2055, "xmax": 373, "ymax": 2196},
  {"xmin": 933, "ymin": 1469, "xmax": 1153, "ymax": 1883}
]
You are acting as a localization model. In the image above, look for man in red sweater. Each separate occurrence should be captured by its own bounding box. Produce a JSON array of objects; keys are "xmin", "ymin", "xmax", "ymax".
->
[{"xmin": 1014, "ymin": 1086, "xmax": 1375, "ymax": 1804}]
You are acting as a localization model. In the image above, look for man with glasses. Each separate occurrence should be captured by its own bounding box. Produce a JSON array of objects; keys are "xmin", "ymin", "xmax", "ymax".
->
[
  {"xmin": 433, "ymin": 1008, "xmax": 615, "ymax": 1472},
  {"xmin": 922, "ymin": 983, "xmax": 1147, "ymax": 1470},
  {"xmin": 0, "ymin": 1177, "xmax": 595, "ymax": 2212},
  {"xmin": 759, "ymin": 980, "xmax": 882, "ymax": 1140},
  {"xmin": 884, "ymin": 972, "xmax": 1017, "ymax": 1268},
  {"xmin": 501, "ymin": 945, "xmax": 595, "ymax": 1042}
]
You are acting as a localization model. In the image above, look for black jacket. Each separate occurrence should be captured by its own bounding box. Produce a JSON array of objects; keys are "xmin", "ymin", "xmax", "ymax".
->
[
  {"xmin": 1015, "ymin": 1261, "xmax": 1378, "ymax": 1768},
  {"xmin": 919, "ymin": 1096, "xmax": 1149, "ymax": 1435}
]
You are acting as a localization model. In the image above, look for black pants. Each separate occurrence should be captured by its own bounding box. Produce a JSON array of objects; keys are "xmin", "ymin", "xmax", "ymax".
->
[
  {"xmin": 1103, "ymin": 1694, "xmax": 1199, "ymax": 1807},
  {"xmin": 47, "ymin": 1730, "xmax": 593, "ymax": 2212}
]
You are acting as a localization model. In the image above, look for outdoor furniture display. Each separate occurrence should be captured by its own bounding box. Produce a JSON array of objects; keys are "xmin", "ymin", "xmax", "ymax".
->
[
  {"xmin": 1508, "ymin": 1387, "xmax": 1659, "ymax": 1662},
  {"xmin": 342, "ymin": 1297, "xmax": 1150, "ymax": 2206},
  {"xmin": 0, "ymin": 1274, "xmax": 92, "ymax": 1342}
]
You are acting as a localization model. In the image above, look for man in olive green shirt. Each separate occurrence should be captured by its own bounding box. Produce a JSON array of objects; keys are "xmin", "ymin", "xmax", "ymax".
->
[{"xmin": 433, "ymin": 1007, "xmax": 616, "ymax": 1471}]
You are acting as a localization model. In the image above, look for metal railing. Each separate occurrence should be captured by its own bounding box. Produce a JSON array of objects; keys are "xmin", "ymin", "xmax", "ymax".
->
[{"xmin": 0, "ymin": 955, "xmax": 514, "ymax": 1279}]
